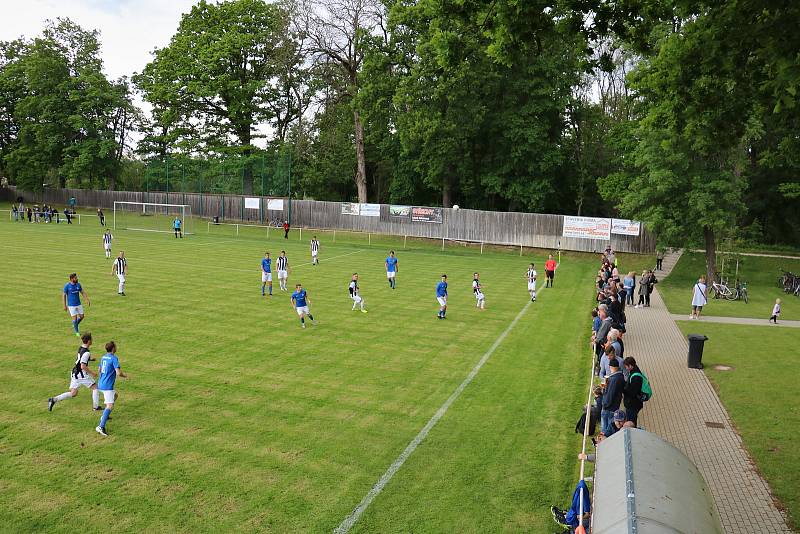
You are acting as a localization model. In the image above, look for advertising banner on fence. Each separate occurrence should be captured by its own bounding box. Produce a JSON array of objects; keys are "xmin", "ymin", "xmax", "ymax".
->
[
  {"xmin": 266, "ymin": 198, "xmax": 284, "ymax": 211},
  {"xmin": 562, "ymin": 215, "xmax": 611, "ymax": 240},
  {"xmin": 389, "ymin": 205, "xmax": 411, "ymax": 218},
  {"xmin": 611, "ymin": 218, "xmax": 641, "ymax": 236},
  {"xmin": 244, "ymin": 197, "xmax": 260, "ymax": 209},
  {"xmin": 359, "ymin": 203, "xmax": 380, "ymax": 217},
  {"xmin": 411, "ymin": 206, "xmax": 443, "ymax": 223},
  {"xmin": 341, "ymin": 202, "xmax": 360, "ymax": 215}
]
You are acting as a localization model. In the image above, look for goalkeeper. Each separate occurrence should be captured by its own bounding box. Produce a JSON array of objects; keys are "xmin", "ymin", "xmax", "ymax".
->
[{"xmin": 173, "ymin": 217, "xmax": 183, "ymax": 238}]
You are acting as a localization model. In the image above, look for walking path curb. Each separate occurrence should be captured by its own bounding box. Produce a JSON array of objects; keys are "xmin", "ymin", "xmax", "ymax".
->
[{"xmin": 671, "ymin": 314, "xmax": 800, "ymax": 329}]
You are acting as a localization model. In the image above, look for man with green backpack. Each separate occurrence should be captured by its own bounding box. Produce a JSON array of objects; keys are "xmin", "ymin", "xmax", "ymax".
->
[{"xmin": 623, "ymin": 356, "xmax": 652, "ymax": 426}]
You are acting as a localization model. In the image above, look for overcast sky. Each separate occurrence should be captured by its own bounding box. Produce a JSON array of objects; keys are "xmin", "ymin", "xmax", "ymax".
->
[{"xmin": 0, "ymin": 0, "xmax": 197, "ymax": 80}]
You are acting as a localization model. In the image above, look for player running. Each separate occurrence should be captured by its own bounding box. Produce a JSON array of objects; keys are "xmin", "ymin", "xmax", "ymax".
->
[
  {"xmin": 95, "ymin": 341, "xmax": 127, "ymax": 437},
  {"xmin": 385, "ymin": 251, "xmax": 398, "ymax": 289},
  {"xmin": 102, "ymin": 229, "xmax": 113, "ymax": 258},
  {"xmin": 472, "ymin": 272, "xmax": 485, "ymax": 310},
  {"xmin": 112, "ymin": 251, "xmax": 127, "ymax": 296},
  {"xmin": 349, "ymin": 273, "xmax": 367, "ymax": 313},
  {"xmin": 310, "ymin": 236, "xmax": 320, "ymax": 265},
  {"xmin": 277, "ymin": 251, "xmax": 289, "ymax": 291},
  {"xmin": 436, "ymin": 274, "xmax": 448, "ymax": 319},
  {"xmin": 526, "ymin": 263, "xmax": 537, "ymax": 302},
  {"xmin": 261, "ymin": 252, "xmax": 273, "ymax": 296},
  {"xmin": 545, "ymin": 254, "xmax": 557, "ymax": 288},
  {"xmin": 173, "ymin": 216, "xmax": 183, "ymax": 238},
  {"xmin": 47, "ymin": 333, "xmax": 101, "ymax": 412},
  {"xmin": 63, "ymin": 273, "xmax": 90, "ymax": 337},
  {"xmin": 291, "ymin": 283, "xmax": 316, "ymax": 328}
]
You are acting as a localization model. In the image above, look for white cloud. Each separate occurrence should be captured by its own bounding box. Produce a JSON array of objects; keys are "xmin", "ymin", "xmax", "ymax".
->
[{"xmin": 0, "ymin": 0, "xmax": 197, "ymax": 80}]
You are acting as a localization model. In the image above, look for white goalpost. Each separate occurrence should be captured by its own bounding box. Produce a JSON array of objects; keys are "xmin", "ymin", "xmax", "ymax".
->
[{"xmin": 113, "ymin": 201, "xmax": 193, "ymax": 235}]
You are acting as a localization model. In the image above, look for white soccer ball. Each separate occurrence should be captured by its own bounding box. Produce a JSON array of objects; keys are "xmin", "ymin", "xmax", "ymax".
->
[{"xmin": 452, "ymin": 205, "xmax": 460, "ymax": 210}]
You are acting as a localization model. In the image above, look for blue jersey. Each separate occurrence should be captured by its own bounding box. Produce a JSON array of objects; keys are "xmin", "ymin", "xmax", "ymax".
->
[
  {"xmin": 436, "ymin": 281, "xmax": 448, "ymax": 297},
  {"xmin": 291, "ymin": 289, "xmax": 308, "ymax": 307},
  {"xmin": 386, "ymin": 256, "xmax": 398, "ymax": 272},
  {"xmin": 261, "ymin": 258, "xmax": 271, "ymax": 272},
  {"xmin": 173, "ymin": 218, "xmax": 181, "ymax": 229},
  {"xmin": 97, "ymin": 353, "xmax": 120, "ymax": 390},
  {"xmin": 63, "ymin": 282, "xmax": 82, "ymax": 307}
]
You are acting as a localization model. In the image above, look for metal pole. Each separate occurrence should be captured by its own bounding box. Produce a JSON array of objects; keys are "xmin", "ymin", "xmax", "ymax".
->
[{"xmin": 287, "ymin": 152, "xmax": 292, "ymax": 226}]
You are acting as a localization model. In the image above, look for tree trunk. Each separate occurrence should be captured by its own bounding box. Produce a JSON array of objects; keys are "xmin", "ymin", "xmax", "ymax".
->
[
  {"xmin": 239, "ymin": 126, "xmax": 254, "ymax": 195},
  {"xmin": 703, "ymin": 225, "xmax": 717, "ymax": 283},
  {"xmin": 353, "ymin": 110, "xmax": 367, "ymax": 202},
  {"xmin": 442, "ymin": 175, "xmax": 452, "ymax": 208}
]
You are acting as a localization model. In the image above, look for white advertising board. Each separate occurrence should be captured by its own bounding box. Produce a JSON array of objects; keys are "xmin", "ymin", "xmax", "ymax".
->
[
  {"xmin": 611, "ymin": 218, "xmax": 641, "ymax": 236},
  {"xmin": 244, "ymin": 197, "xmax": 260, "ymax": 210},
  {"xmin": 266, "ymin": 199, "xmax": 284, "ymax": 211},
  {"xmin": 359, "ymin": 203, "xmax": 380, "ymax": 217},
  {"xmin": 562, "ymin": 215, "xmax": 611, "ymax": 240}
]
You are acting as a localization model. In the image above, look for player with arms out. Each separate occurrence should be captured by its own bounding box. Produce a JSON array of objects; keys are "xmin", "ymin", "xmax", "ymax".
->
[
  {"xmin": 349, "ymin": 273, "xmax": 367, "ymax": 313},
  {"xmin": 277, "ymin": 251, "xmax": 289, "ymax": 291},
  {"xmin": 291, "ymin": 283, "xmax": 316, "ymax": 328},
  {"xmin": 385, "ymin": 251, "xmax": 398, "ymax": 289},
  {"xmin": 95, "ymin": 341, "xmax": 127, "ymax": 437},
  {"xmin": 112, "ymin": 251, "xmax": 127, "ymax": 296},
  {"xmin": 63, "ymin": 273, "xmax": 90, "ymax": 337},
  {"xmin": 173, "ymin": 216, "xmax": 182, "ymax": 238},
  {"xmin": 545, "ymin": 254, "xmax": 557, "ymax": 288},
  {"xmin": 436, "ymin": 274, "xmax": 448, "ymax": 319},
  {"xmin": 261, "ymin": 252, "xmax": 273, "ymax": 296},
  {"xmin": 472, "ymin": 272, "xmax": 485, "ymax": 310},
  {"xmin": 310, "ymin": 236, "xmax": 320, "ymax": 265},
  {"xmin": 102, "ymin": 229, "xmax": 113, "ymax": 258},
  {"xmin": 47, "ymin": 333, "xmax": 101, "ymax": 412},
  {"xmin": 526, "ymin": 263, "xmax": 538, "ymax": 302}
]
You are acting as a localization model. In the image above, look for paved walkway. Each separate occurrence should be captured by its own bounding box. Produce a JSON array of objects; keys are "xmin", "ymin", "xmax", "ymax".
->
[
  {"xmin": 625, "ymin": 249, "xmax": 792, "ymax": 533},
  {"xmin": 671, "ymin": 314, "xmax": 800, "ymax": 328}
]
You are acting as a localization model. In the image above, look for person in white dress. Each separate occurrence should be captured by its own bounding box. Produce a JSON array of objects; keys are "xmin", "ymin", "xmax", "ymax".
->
[{"xmin": 690, "ymin": 275, "xmax": 707, "ymax": 319}]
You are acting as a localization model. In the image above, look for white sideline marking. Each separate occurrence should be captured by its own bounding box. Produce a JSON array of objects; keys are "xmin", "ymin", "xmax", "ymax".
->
[{"xmin": 334, "ymin": 284, "xmax": 550, "ymax": 533}]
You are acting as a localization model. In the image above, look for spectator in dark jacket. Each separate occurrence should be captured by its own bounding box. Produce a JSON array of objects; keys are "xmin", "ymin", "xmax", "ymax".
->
[
  {"xmin": 594, "ymin": 307, "xmax": 613, "ymax": 359},
  {"xmin": 623, "ymin": 357, "xmax": 644, "ymax": 426},
  {"xmin": 601, "ymin": 359, "xmax": 625, "ymax": 436},
  {"xmin": 645, "ymin": 271, "xmax": 658, "ymax": 306}
]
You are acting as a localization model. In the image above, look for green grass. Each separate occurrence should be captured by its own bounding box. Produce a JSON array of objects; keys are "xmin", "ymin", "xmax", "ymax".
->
[
  {"xmin": 660, "ymin": 252, "xmax": 800, "ymax": 320},
  {"xmin": 676, "ymin": 321, "xmax": 799, "ymax": 529},
  {"xmin": 0, "ymin": 212, "xmax": 603, "ymax": 532}
]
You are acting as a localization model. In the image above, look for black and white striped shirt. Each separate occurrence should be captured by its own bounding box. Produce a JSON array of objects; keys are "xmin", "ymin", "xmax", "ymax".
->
[
  {"xmin": 277, "ymin": 256, "xmax": 288, "ymax": 271},
  {"xmin": 72, "ymin": 345, "xmax": 91, "ymax": 379},
  {"xmin": 114, "ymin": 257, "xmax": 127, "ymax": 274},
  {"xmin": 310, "ymin": 239, "xmax": 320, "ymax": 253},
  {"xmin": 103, "ymin": 233, "xmax": 113, "ymax": 246},
  {"xmin": 349, "ymin": 280, "xmax": 359, "ymax": 297}
]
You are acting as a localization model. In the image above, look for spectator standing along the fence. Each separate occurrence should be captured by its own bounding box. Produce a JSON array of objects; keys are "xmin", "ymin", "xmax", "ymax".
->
[
  {"xmin": 12, "ymin": 205, "xmax": 18, "ymax": 221},
  {"xmin": 594, "ymin": 307, "xmax": 613, "ymax": 359},
  {"xmin": 623, "ymin": 357, "xmax": 645, "ymax": 426},
  {"xmin": 283, "ymin": 220, "xmax": 290, "ymax": 239},
  {"xmin": 64, "ymin": 208, "xmax": 72, "ymax": 224},
  {"xmin": 601, "ymin": 359, "xmax": 625, "ymax": 436}
]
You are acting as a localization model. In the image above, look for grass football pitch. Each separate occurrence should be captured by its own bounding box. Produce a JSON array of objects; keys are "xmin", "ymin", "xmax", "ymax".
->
[{"xmin": 1, "ymin": 213, "xmax": 602, "ymax": 532}]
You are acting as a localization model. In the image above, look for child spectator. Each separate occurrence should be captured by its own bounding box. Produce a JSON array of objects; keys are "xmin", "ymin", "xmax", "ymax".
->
[{"xmin": 769, "ymin": 298, "xmax": 781, "ymax": 324}]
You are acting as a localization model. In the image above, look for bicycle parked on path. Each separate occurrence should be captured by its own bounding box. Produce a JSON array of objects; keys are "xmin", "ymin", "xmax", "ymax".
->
[
  {"xmin": 710, "ymin": 278, "xmax": 749, "ymax": 303},
  {"xmin": 779, "ymin": 270, "xmax": 800, "ymax": 296}
]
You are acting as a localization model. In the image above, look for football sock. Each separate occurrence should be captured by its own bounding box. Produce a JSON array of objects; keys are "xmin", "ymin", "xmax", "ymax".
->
[
  {"xmin": 72, "ymin": 319, "xmax": 79, "ymax": 333},
  {"xmin": 308, "ymin": 314, "xmax": 314, "ymax": 321},
  {"xmin": 92, "ymin": 389, "xmax": 100, "ymax": 409},
  {"xmin": 300, "ymin": 317, "xmax": 305, "ymax": 325},
  {"xmin": 269, "ymin": 286, "xmax": 272, "ymax": 295},
  {"xmin": 262, "ymin": 285, "xmax": 265, "ymax": 295},
  {"xmin": 99, "ymin": 408, "xmax": 111, "ymax": 428},
  {"xmin": 55, "ymin": 392, "xmax": 72, "ymax": 402}
]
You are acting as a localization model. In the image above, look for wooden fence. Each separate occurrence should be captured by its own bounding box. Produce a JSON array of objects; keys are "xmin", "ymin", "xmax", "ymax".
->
[{"xmin": 5, "ymin": 186, "xmax": 656, "ymax": 253}]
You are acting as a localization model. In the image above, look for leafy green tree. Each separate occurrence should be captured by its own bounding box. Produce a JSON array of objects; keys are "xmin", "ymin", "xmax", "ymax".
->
[{"xmin": 136, "ymin": 0, "xmax": 301, "ymax": 193}]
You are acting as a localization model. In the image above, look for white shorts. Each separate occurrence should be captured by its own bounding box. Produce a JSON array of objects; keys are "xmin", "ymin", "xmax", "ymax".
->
[
  {"xmin": 100, "ymin": 389, "xmax": 117, "ymax": 405},
  {"xmin": 117, "ymin": 274, "xmax": 126, "ymax": 283},
  {"xmin": 528, "ymin": 282, "xmax": 537, "ymax": 291},
  {"xmin": 262, "ymin": 272, "xmax": 272, "ymax": 282},
  {"xmin": 68, "ymin": 305, "xmax": 84, "ymax": 316},
  {"xmin": 387, "ymin": 271, "xmax": 396, "ymax": 279},
  {"xmin": 311, "ymin": 251, "xmax": 318, "ymax": 257},
  {"xmin": 475, "ymin": 291, "xmax": 484, "ymax": 300},
  {"xmin": 104, "ymin": 244, "xmax": 111, "ymax": 250},
  {"xmin": 296, "ymin": 305, "xmax": 310, "ymax": 316},
  {"xmin": 278, "ymin": 270, "xmax": 288, "ymax": 279},
  {"xmin": 352, "ymin": 295, "xmax": 363, "ymax": 304},
  {"xmin": 437, "ymin": 296, "xmax": 447, "ymax": 306},
  {"xmin": 69, "ymin": 374, "xmax": 95, "ymax": 390}
]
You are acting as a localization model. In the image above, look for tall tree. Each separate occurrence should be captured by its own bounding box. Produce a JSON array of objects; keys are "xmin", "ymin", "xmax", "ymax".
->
[
  {"xmin": 136, "ymin": 0, "xmax": 300, "ymax": 193},
  {"xmin": 303, "ymin": 0, "xmax": 386, "ymax": 202}
]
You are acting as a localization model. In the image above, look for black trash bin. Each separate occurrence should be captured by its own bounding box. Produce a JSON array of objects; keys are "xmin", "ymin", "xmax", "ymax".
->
[{"xmin": 687, "ymin": 334, "xmax": 708, "ymax": 369}]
